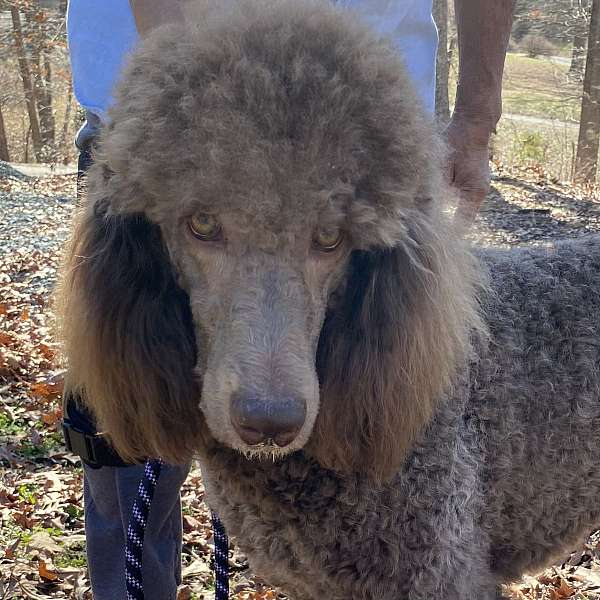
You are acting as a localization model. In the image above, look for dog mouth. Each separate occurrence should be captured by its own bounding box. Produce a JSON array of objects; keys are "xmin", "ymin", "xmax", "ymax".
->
[
  {"xmin": 234, "ymin": 429, "xmax": 300, "ymax": 449},
  {"xmin": 240, "ymin": 439, "xmax": 294, "ymax": 459}
]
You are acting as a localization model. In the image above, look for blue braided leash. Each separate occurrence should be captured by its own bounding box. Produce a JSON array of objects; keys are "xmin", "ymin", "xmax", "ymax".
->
[
  {"xmin": 211, "ymin": 511, "xmax": 230, "ymax": 599},
  {"xmin": 125, "ymin": 459, "xmax": 230, "ymax": 599},
  {"xmin": 125, "ymin": 458, "xmax": 163, "ymax": 600}
]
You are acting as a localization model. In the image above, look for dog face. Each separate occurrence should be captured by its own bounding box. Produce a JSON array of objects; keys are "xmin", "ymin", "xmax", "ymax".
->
[
  {"xmin": 99, "ymin": 92, "xmax": 417, "ymax": 460},
  {"xmin": 161, "ymin": 172, "xmax": 355, "ymax": 457},
  {"xmin": 58, "ymin": 0, "xmax": 481, "ymax": 479}
]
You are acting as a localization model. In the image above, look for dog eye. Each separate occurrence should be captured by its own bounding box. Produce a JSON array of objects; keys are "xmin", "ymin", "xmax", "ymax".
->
[
  {"xmin": 189, "ymin": 213, "xmax": 222, "ymax": 241},
  {"xmin": 313, "ymin": 226, "xmax": 344, "ymax": 252}
]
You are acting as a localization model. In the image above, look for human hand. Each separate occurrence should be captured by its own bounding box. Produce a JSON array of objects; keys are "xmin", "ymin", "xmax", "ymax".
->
[{"xmin": 443, "ymin": 114, "xmax": 493, "ymax": 226}]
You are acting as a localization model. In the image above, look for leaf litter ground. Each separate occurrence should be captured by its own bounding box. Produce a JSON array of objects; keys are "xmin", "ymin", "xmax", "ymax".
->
[{"xmin": 0, "ymin": 160, "xmax": 599, "ymax": 599}]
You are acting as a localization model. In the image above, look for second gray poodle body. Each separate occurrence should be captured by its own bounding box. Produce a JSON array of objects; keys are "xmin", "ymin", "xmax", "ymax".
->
[{"xmin": 201, "ymin": 237, "xmax": 600, "ymax": 600}]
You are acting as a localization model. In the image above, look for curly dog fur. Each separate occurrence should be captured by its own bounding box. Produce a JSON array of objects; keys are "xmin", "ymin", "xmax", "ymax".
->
[{"xmin": 57, "ymin": 1, "xmax": 600, "ymax": 598}]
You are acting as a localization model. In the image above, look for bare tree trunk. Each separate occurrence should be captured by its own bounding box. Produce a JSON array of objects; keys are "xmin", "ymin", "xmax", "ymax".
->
[
  {"xmin": 38, "ymin": 48, "xmax": 56, "ymax": 160},
  {"xmin": 569, "ymin": 32, "xmax": 587, "ymax": 77},
  {"xmin": 0, "ymin": 103, "xmax": 10, "ymax": 162},
  {"xmin": 43, "ymin": 50, "xmax": 56, "ymax": 143},
  {"xmin": 27, "ymin": 10, "xmax": 56, "ymax": 160},
  {"xmin": 59, "ymin": 81, "xmax": 74, "ymax": 164},
  {"xmin": 10, "ymin": 6, "xmax": 43, "ymax": 162},
  {"xmin": 433, "ymin": 0, "xmax": 450, "ymax": 124},
  {"xmin": 574, "ymin": 0, "xmax": 600, "ymax": 183},
  {"xmin": 24, "ymin": 124, "xmax": 31, "ymax": 163}
]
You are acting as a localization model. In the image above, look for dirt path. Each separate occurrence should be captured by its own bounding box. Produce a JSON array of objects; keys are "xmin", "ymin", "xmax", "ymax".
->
[{"xmin": 502, "ymin": 112, "xmax": 579, "ymax": 129}]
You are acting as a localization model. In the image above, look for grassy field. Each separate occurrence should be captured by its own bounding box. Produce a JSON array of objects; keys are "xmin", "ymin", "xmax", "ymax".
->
[
  {"xmin": 490, "ymin": 53, "xmax": 585, "ymax": 182},
  {"xmin": 449, "ymin": 53, "xmax": 581, "ymax": 122},
  {"xmin": 501, "ymin": 53, "xmax": 581, "ymax": 121},
  {"xmin": 446, "ymin": 51, "xmax": 583, "ymax": 181}
]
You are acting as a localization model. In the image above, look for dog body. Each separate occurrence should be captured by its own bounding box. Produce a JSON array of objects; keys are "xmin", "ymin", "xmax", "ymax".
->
[
  {"xmin": 57, "ymin": 2, "xmax": 600, "ymax": 598},
  {"xmin": 199, "ymin": 238, "xmax": 600, "ymax": 600}
]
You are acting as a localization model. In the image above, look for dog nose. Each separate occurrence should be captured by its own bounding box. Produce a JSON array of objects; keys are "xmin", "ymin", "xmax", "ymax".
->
[{"xmin": 230, "ymin": 394, "xmax": 306, "ymax": 447}]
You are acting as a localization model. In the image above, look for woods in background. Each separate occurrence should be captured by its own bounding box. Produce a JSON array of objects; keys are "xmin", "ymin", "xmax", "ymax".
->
[
  {"xmin": 435, "ymin": 0, "xmax": 600, "ymax": 183},
  {"xmin": 0, "ymin": 0, "xmax": 76, "ymax": 165},
  {"xmin": 1, "ymin": 0, "xmax": 600, "ymax": 184}
]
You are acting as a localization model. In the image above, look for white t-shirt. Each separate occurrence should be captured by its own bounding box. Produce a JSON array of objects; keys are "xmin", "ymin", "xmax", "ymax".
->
[{"xmin": 67, "ymin": 0, "xmax": 437, "ymax": 123}]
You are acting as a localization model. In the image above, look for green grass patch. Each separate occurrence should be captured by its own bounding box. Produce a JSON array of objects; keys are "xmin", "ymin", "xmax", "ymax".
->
[
  {"xmin": 7, "ymin": 524, "xmax": 64, "ymax": 543},
  {"xmin": 0, "ymin": 412, "xmax": 28, "ymax": 436},
  {"xmin": 0, "ymin": 411, "xmax": 63, "ymax": 459},
  {"xmin": 448, "ymin": 53, "xmax": 582, "ymax": 123},
  {"xmin": 501, "ymin": 54, "xmax": 581, "ymax": 121},
  {"xmin": 17, "ymin": 483, "xmax": 38, "ymax": 505},
  {"xmin": 65, "ymin": 503, "xmax": 84, "ymax": 520},
  {"xmin": 18, "ymin": 430, "xmax": 64, "ymax": 459},
  {"xmin": 55, "ymin": 540, "xmax": 87, "ymax": 569}
]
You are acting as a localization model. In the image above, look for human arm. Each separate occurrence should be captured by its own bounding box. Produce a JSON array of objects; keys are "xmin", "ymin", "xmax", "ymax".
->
[
  {"xmin": 129, "ymin": 0, "xmax": 188, "ymax": 37},
  {"xmin": 446, "ymin": 0, "xmax": 515, "ymax": 224}
]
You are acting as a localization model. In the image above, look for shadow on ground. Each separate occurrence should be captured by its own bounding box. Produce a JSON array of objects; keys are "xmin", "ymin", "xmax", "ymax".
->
[{"xmin": 470, "ymin": 172, "xmax": 600, "ymax": 247}]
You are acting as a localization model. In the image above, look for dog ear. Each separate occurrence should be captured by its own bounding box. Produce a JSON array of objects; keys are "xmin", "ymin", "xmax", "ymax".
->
[
  {"xmin": 309, "ymin": 213, "xmax": 479, "ymax": 482},
  {"xmin": 57, "ymin": 200, "xmax": 205, "ymax": 464}
]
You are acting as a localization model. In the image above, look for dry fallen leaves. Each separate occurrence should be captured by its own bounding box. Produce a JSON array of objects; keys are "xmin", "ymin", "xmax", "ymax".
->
[{"xmin": 38, "ymin": 559, "xmax": 60, "ymax": 582}]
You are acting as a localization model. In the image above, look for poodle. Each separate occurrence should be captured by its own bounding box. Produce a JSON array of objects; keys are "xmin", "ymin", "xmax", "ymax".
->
[{"xmin": 57, "ymin": 1, "xmax": 600, "ymax": 598}]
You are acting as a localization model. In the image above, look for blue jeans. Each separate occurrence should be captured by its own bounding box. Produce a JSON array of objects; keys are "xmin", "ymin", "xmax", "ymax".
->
[{"xmin": 84, "ymin": 462, "xmax": 190, "ymax": 600}]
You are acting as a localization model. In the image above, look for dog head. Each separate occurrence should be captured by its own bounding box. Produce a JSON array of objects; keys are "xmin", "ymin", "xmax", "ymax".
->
[{"xmin": 58, "ymin": 0, "xmax": 482, "ymax": 480}]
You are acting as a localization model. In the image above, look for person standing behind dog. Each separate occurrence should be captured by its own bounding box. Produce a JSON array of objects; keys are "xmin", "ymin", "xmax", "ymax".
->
[
  {"xmin": 341, "ymin": 0, "xmax": 514, "ymax": 221},
  {"xmin": 64, "ymin": 1, "xmax": 514, "ymax": 598}
]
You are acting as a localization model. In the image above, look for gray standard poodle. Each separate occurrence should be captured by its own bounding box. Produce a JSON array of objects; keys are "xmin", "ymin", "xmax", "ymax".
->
[{"xmin": 57, "ymin": 1, "xmax": 600, "ymax": 598}]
